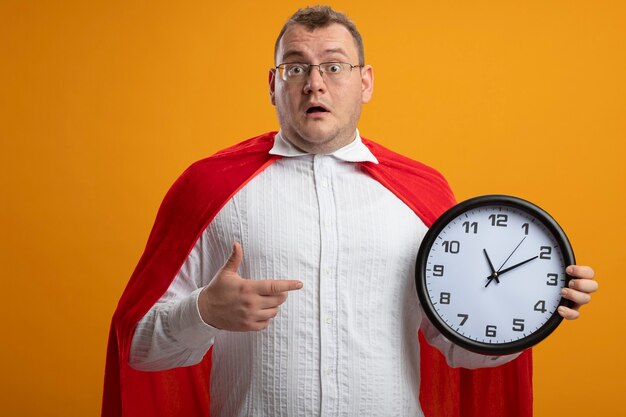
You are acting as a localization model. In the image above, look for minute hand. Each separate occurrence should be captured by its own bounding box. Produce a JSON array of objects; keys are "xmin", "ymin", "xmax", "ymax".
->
[{"xmin": 496, "ymin": 255, "xmax": 539, "ymax": 277}]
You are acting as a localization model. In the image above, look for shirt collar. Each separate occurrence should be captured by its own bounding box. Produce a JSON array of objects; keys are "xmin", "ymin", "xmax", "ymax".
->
[{"xmin": 269, "ymin": 130, "xmax": 379, "ymax": 164}]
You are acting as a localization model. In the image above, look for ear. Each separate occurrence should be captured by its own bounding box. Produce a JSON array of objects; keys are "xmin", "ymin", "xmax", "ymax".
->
[
  {"xmin": 360, "ymin": 65, "xmax": 374, "ymax": 104},
  {"xmin": 269, "ymin": 68, "xmax": 277, "ymax": 106}
]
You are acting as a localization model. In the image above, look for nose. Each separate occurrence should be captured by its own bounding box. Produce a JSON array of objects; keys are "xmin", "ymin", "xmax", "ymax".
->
[{"xmin": 303, "ymin": 65, "xmax": 326, "ymax": 94}]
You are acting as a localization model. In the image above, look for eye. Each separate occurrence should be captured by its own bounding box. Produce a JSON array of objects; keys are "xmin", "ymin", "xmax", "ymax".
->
[
  {"xmin": 326, "ymin": 63, "xmax": 343, "ymax": 74},
  {"xmin": 286, "ymin": 64, "xmax": 306, "ymax": 77}
]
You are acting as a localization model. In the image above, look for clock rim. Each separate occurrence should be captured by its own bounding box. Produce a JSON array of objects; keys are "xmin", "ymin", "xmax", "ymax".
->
[{"xmin": 416, "ymin": 194, "xmax": 576, "ymax": 355}]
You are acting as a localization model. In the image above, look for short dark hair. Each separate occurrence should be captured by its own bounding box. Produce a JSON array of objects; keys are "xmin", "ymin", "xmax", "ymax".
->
[{"xmin": 274, "ymin": 5, "xmax": 364, "ymax": 65}]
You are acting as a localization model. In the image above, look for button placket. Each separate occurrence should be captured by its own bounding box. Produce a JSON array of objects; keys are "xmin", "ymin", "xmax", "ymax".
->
[{"xmin": 314, "ymin": 155, "xmax": 339, "ymax": 415}]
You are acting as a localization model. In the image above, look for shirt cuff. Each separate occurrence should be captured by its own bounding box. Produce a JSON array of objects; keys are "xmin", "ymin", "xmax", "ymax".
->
[{"xmin": 167, "ymin": 287, "xmax": 219, "ymax": 349}]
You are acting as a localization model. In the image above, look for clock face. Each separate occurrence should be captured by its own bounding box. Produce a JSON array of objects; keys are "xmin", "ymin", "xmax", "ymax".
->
[{"xmin": 416, "ymin": 195, "xmax": 575, "ymax": 355}]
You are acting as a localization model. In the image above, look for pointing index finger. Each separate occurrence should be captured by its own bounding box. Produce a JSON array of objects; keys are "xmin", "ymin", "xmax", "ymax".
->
[{"xmin": 255, "ymin": 279, "xmax": 304, "ymax": 295}]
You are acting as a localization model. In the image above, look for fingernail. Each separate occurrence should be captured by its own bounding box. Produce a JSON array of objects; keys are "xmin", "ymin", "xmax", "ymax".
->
[
  {"xmin": 558, "ymin": 306, "xmax": 566, "ymax": 315},
  {"xmin": 296, "ymin": 282, "xmax": 303, "ymax": 289},
  {"xmin": 561, "ymin": 288, "xmax": 568, "ymax": 296},
  {"xmin": 566, "ymin": 266, "xmax": 574, "ymax": 274}
]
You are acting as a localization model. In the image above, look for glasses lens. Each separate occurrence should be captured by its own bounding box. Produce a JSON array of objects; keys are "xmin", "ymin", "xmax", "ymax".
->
[
  {"xmin": 279, "ymin": 64, "xmax": 307, "ymax": 80},
  {"xmin": 321, "ymin": 63, "xmax": 345, "ymax": 75}
]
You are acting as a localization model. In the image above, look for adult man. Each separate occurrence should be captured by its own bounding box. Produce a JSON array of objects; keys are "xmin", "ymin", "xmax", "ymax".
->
[{"xmin": 102, "ymin": 5, "xmax": 597, "ymax": 417}]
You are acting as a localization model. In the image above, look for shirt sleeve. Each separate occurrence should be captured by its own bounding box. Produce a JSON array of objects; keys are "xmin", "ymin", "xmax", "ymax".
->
[
  {"xmin": 129, "ymin": 230, "xmax": 220, "ymax": 371},
  {"xmin": 420, "ymin": 310, "xmax": 521, "ymax": 369}
]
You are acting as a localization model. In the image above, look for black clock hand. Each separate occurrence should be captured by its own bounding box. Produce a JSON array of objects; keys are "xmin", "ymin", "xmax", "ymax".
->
[
  {"xmin": 498, "ymin": 255, "xmax": 539, "ymax": 276},
  {"xmin": 483, "ymin": 249, "xmax": 500, "ymax": 287},
  {"xmin": 484, "ymin": 249, "xmax": 497, "ymax": 274},
  {"xmin": 484, "ymin": 255, "xmax": 539, "ymax": 287}
]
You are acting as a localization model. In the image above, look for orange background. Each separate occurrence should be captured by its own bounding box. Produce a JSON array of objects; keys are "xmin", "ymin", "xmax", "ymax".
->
[{"xmin": 1, "ymin": 1, "xmax": 624, "ymax": 416}]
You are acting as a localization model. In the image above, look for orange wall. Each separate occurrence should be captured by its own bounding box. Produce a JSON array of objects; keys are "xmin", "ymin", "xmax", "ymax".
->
[{"xmin": 1, "ymin": 1, "xmax": 624, "ymax": 416}]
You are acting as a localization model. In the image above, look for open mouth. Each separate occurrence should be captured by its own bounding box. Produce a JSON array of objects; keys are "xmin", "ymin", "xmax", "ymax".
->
[{"xmin": 306, "ymin": 105, "xmax": 329, "ymax": 114}]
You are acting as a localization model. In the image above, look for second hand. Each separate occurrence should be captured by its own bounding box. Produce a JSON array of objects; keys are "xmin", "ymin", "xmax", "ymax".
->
[{"xmin": 497, "ymin": 236, "xmax": 527, "ymax": 272}]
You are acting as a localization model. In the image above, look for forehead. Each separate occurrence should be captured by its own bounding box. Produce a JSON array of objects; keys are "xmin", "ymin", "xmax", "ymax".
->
[{"xmin": 277, "ymin": 23, "xmax": 358, "ymax": 62}]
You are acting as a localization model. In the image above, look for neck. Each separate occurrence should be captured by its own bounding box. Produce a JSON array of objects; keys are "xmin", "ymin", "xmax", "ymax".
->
[{"xmin": 283, "ymin": 132, "xmax": 357, "ymax": 155}]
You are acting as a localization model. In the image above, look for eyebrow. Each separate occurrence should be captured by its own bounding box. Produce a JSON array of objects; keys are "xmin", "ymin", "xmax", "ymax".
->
[{"xmin": 281, "ymin": 47, "xmax": 350, "ymax": 62}]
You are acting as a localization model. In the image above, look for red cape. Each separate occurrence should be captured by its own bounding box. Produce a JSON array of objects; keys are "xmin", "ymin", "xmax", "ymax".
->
[{"xmin": 102, "ymin": 132, "xmax": 532, "ymax": 417}]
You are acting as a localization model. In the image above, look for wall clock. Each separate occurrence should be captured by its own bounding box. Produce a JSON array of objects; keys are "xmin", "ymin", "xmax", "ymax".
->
[{"xmin": 416, "ymin": 195, "xmax": 575, "ymax": 355}]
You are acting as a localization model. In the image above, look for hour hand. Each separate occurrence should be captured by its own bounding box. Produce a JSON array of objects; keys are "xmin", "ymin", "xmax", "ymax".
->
[{"xmin": 483, "ymin": 249, "xmax": 500, "ymax": 286}]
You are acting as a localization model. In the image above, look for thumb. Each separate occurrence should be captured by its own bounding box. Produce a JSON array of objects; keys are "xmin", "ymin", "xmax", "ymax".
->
[{"xmin": 222, "ymin": 242, "xmax": 243, "ymax": 273}]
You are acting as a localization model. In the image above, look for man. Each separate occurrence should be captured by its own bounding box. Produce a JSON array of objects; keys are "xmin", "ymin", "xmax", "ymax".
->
[{"xmin": 102, "ymin": 6, "xmax": 597, "ymax": 417}]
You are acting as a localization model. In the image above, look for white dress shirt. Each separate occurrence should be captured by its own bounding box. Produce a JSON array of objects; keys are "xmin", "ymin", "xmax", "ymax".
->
[{"xmin": 130, "ymin": 132, "xmax": 516, "ymax": 417}]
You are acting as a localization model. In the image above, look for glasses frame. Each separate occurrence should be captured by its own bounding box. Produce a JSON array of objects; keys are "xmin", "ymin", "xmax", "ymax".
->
[{"xmin": 274, "ymin": 62, "xmax": 364, "ymax": 82}]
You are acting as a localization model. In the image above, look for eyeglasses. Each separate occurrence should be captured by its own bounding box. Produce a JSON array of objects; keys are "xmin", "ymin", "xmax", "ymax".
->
[{"xmin": 275, "ymin": 62, "xmax": 363, "ymax": 82}]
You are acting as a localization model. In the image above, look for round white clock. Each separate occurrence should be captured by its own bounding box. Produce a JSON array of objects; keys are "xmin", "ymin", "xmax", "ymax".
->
[{"xmin": 416, "ymin": 195, "xmax": 575, "ymax": 355}]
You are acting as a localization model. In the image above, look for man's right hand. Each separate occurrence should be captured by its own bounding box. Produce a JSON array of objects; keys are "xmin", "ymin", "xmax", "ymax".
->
[{"xmin": 198, "ymin": 242, "xmax": 303, "ymax": 331}]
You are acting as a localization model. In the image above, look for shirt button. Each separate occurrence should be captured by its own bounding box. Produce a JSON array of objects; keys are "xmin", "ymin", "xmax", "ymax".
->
[
  {"xmin": 325, "ymin": 368, "xmax": 333, "ymax": 376},
  {"xmin": 326, "ymin": 317, "xmax": 332, "ymax": 324}
]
